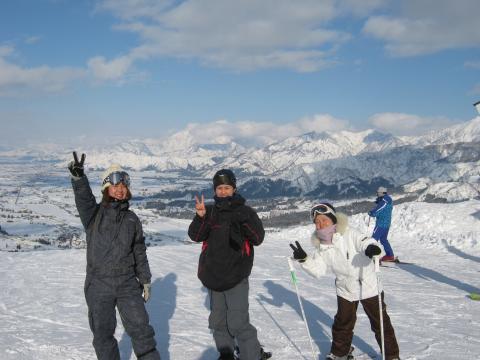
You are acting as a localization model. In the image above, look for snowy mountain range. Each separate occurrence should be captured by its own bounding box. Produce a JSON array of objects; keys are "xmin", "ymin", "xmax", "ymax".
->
[{"xmin": 2, "ymin": 117, "xmax": 479, "ymax": 201}]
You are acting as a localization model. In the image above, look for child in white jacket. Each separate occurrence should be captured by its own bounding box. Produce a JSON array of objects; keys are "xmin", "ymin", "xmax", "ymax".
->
[{"xmin": 290, "ymin": 202, "xmax": 400, "ymax": 360}]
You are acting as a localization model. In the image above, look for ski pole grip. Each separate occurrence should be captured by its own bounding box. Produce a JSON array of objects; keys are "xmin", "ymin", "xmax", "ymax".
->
[
  {"xmin": 287, "ymin": 257, "xmax": 298, "ymax": 284},
  {"xmin": 374, "ymin": 255, "xmax": 380, "ymax": 272},
  {"xmin": 287, "ymin": 257, "xmax": 295, "ymax": 271}
]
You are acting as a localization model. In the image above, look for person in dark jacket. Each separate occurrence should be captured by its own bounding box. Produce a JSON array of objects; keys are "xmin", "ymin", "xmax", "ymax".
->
[
  {"xmin": 68, "ymin": 152, "xmax": 160, "ymax": 360},
  {"xmin": 188, "ymin": 169, "xmax": 271, "ymax": 360}
]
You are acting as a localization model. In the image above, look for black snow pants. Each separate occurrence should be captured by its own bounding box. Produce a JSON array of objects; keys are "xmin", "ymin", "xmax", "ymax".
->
[
  {"xmin": 85, "ymin": 274, "xmax": 160, "ymax": 360},
  {"xmin": 331, "ymin": 293, "xmax": 399, "ymax": 360}
]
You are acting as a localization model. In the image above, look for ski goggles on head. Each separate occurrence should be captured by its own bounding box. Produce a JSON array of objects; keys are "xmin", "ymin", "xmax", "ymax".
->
[
  {"xmin": 310, "ymin": 203, "xmax": 336, "ymax": 222},
  {"xmin": 103, "ymin": 171, "xmax": 130, "ymax": 187}
]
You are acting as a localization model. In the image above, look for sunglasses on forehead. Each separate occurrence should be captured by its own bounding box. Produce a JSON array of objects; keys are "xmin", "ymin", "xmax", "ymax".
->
[
  {"xmin": 103, "ymin": 171, "xmax": 131, "ymax": 187},
  {"xmin": 310, "ymin": 204, "xmax": 335, "ymax": 222},
  {"xmin": 216, "ymin": 174, "xmax": 232, "ymax": 182}
]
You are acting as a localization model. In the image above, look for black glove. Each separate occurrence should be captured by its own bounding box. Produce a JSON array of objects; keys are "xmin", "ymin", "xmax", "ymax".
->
[
  {"xmin": 365, "ymin": 244, "xmax": 381, "ymax": 258},
  {"xmin": 289, "ymin": 241, "xmax": 307, "ymax": 262},
  {"xmin": 68, "ymin": 151, "xmax": 85, "ymax": 177}
]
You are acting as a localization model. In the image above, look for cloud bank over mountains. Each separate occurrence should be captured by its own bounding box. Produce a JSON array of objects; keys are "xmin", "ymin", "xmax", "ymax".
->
[{"xmin": 151, "ymin": 112, "xmax": 463, "ymax": 148}]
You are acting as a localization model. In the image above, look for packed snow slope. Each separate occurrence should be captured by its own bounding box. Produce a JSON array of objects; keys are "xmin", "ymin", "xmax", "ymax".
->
[{"xmin": 1, "ymin": 200, "xmax": 479, "ymax": 360}]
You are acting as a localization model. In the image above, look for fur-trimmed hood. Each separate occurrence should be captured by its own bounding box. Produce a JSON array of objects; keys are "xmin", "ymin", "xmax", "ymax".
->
[{"xmin": 311, "ymin": 212, "xmax": 348, "ymax": 248}]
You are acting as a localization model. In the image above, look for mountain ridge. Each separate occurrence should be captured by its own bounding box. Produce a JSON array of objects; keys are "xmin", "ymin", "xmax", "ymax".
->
[{"xmin": 1, "ymin": 117, "xmax": 479, "ymax": 201}]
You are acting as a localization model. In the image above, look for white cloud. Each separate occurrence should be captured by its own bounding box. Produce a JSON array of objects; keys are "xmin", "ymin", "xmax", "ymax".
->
[
  {"xmin": 368, "ymin": 112, "xmax": 455, "ymax": 135},
  {"xmin": 363, "ymin": 0, "xmax": 480, "ymax": 57},
  {"xmin": 24, "ymin": 36, "xmax": 41, "ymax": 45},
  {"xmin": 95, "ymin": 0, "xmax": 173, "ymax": 20},
  {"xmin": 87, "ymin": 55, "xmax": 137, "ymax": 83},
  {"xmin": 95, "ymin": 0, "xmax": 384, "ymax": 73},
  {"xmin": 165, "ymin": 114, "xmax": 351, "ymax": 147},
  {"xmin": 0, "ymin": 45, "xmax": 14, "ymax": 57},
  {"xmin": 0, "ymin": 47, "xmax": 85, "ymax": 96},
  {"xmin": 297, "ymin": 113, "xmax": 350, "ymax": 132},
  {"xmin": 337, "ymin": 0, "xmax": 387, "ymax": 17},
  {"xmin": 465, "ymin": 61, "xmax": 480, "ymax": 70}
]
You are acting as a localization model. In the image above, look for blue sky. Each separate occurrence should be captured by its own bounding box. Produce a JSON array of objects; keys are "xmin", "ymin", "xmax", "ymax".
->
[{"xmin": 1, "ymin": 0, "xmax": 479, "ymax": 145}]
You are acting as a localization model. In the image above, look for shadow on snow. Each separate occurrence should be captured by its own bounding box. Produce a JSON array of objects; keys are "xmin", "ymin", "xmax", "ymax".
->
[
  {"xmin": 395, "ymin": 263, "xmax": 480, "ymax": 295},
  {"xmin": 258, "ymin": 280, "xmax": 377, "ymax": 359},
  {"xmin": 119, "ymin": 272, "xmax": 177, "ymax": 360},
  {"xmin": 444, "ymin": 244, "xmax": 480, "ymax": 264}
]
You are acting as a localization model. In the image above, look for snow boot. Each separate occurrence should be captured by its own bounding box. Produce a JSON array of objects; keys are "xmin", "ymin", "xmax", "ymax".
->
[
  {"xmin": 218, "ymin": 352, "xmax": 236, "ymax": 360},
  {"xmin": 232, "ymin": 345, "xmax": 271, "ymax": 360},
  {"xmin": 259, "ymin": 347, "xmax": 272, "ymax": 359},
  {"xmin": 326, "ymin": 346, "xmax": 354, "ymax": 360},
  {"xmin": 326, "ymin": 354, "xmax": 349, "ymax": 360},
  {"xmin": 381, "ymin": 255, "xmax": 396, "ymax": 262}
]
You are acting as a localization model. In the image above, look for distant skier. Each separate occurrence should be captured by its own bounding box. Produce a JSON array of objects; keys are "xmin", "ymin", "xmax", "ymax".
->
[
  {"xmin": 289, "ymin": 201, "xmax": 400, "ymax": 360},
  {"xmin": 368, "ymin": 186, "xmax": 395, "ymax": 262},
  {"xmin": 68, "ymin": 152, "xmax": 160, "ymax": 360},
  {"xmin": 188, "ymin": 169, "xmax": 271, "ymax": 360}
]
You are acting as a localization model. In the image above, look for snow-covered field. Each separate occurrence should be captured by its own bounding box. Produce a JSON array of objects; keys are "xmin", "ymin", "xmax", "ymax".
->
[{"xmin": 1, "ymin": 200, "xmax": 479, "ymax": 359}]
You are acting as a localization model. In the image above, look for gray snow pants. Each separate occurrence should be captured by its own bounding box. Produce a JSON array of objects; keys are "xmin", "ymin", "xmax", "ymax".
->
[
  {"xmin": 208, "ymin": 278, "xmax": 261, "ymax": 360},
  {"xmin": 85, "ymin": 274, "xmax": 160, "ymax": 360}
]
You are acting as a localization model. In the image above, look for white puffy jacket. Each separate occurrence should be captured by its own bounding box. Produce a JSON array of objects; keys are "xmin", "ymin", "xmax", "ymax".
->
[{"xmin": 300, "ymin": 213, "xmax": 385, "ymax": 302}]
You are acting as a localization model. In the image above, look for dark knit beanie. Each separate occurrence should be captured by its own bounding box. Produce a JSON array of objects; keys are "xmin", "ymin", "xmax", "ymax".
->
[{"xmin": 213, "ymin": 169, "xmax": 237, "ymax": 190}]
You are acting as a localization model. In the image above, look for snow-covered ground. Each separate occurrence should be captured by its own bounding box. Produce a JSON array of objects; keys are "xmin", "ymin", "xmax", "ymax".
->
[{"xmin": 1, "ymin": 200, "xmax": 480, "ymax": 359}]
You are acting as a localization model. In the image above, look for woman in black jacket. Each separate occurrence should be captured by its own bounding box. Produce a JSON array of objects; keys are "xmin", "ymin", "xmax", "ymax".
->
[
  {"xmin": 188, "ymin": 169, "xmax": 271, "ymax": 360},
  {"xmin": 69, "ymin": 152, "xmax": 160, "ymax": 360}
]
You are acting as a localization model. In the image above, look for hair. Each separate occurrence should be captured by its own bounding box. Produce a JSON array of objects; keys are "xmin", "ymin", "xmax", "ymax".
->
[{"xmin": 324, "ymin": 212, "xmax": 337, "ymax": 224}]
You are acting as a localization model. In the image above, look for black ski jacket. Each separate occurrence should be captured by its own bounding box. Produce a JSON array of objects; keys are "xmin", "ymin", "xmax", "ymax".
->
[
  {"xmin": 72, "ymin": 176, "xmax": 152, "ymax": 285},
  {"xmin": 188, "ymin": 193, "xmax": 265, "ymax": 291}
]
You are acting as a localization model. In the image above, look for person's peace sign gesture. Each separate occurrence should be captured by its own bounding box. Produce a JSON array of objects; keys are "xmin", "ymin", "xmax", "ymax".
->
[
  {"xmin": 68, "ymin": 151, "xmax": 86, "ymax": 177},
  {"xmin": 195, "ymin": 194, "xmax": 206, "ymax": 218}
]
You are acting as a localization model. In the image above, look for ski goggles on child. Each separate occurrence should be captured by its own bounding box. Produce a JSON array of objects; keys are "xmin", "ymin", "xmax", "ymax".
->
[
  {"xmin": 103, "ymin": 171, "xmax": 131, "ymax": 187},
  {"xmin": 310, "ymin": 203, "xmax": 336, "ymax": 222}
]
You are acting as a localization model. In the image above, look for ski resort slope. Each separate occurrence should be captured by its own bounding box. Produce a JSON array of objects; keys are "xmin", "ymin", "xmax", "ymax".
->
[{"xmin": 0, "ymin": 200, "xmax": 479, "ymax": 360}]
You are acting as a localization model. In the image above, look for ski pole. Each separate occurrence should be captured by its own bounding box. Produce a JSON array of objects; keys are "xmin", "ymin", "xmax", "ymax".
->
[
  {"xmin": 287, "ymin": 257, "xmax": 317, "ymax": 360},
  {"xmin": 374, "ymin": 256, "xmax": 386, "ymax": 360}
]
